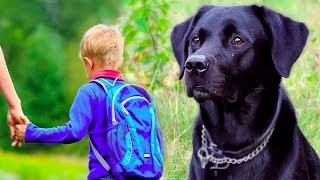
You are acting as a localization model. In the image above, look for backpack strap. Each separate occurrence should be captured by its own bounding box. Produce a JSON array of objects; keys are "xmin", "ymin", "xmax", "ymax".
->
[
  {"xmin": 89, "ymin": 139, "xmax": 111, "ymax": 171},
  {"xmin": 93, "ymin": 78, "xmax": 126, "ymax": 125},
  {"xmin": 91, "ymin": 75, "xmax": 123, "ymax": 90},
  {"xmin": 91, "ymin": 78, "xmax": 113, "ymax": 93},
  {"xmin": 88, "ymin": 78, "xmax": 117, "ymax": 173}
]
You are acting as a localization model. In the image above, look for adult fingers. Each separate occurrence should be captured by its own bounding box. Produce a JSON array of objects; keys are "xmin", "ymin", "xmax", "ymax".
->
[
  {"xmin": 14, "ymin": 125, "xmax": 23, "ymax": 135},
  {"xmin": 11, "ymin": 111, "xmax": 23, "ymax": 124},
  {"xmin": 21, "ymin": 115, "xmax": 30, "ymax": 124},
  {"xmin": 9, "ymin": 124, "xmax": 15, "ymax": 139},
  {"xmin": 11, "ymin": 140, "xmax": 18, "ymax": 147},
  {"xmin": 7, "ymin": 114, "xmax": 15, "ymax": 139},
  {"xmin": 15, "ymin": 124, "xmax": 22, "ymax": 129},
  {"xmin": 8, "ymin": 108, "xmax": 24, "ymax": 125}
]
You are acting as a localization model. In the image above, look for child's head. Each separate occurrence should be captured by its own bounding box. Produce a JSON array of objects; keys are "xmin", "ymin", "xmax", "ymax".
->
[{"xmin": 80, "ymin": 24, "xmax": 124, "ymax": 77}]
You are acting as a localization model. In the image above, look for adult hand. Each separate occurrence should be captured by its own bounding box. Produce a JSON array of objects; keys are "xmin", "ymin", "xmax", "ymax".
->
[
  {"xmin": 0, "ymin": 46, "xmax": 27, "ymax": 147},
  {"xmin": 7, "ymin": 106, "xmax": 28, "ymax": 147},
  {"xmin": 15, "ymin": 121, "xmax": 29, "ymax": 142}
]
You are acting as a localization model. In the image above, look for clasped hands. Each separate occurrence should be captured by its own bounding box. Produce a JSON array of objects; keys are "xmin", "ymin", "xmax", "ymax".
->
[{"xmin": 7, "ymin": 106, "xmax": 30, "ymax": 147}]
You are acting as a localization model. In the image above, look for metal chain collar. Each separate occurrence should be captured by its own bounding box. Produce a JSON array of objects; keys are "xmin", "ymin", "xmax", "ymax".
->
[{"xmin": 197, "ymin": 125, "xmax": 274, "ymax": 170}]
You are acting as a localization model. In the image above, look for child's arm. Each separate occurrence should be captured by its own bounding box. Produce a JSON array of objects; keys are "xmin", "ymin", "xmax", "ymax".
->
[{"xmin": 22, "ymin": 86, "xmax": 94, "ymax": 144}]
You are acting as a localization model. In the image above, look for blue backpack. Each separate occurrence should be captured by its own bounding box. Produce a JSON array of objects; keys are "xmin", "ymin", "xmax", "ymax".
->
[{"xmin": 90, "ymin": 78, "xmax": 164, "ymax": 179}]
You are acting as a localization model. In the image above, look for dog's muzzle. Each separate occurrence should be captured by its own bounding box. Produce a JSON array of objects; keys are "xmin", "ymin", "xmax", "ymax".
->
[{"xmin": 185, "ymin": 55, "xmax": 209, "ymax": 74}]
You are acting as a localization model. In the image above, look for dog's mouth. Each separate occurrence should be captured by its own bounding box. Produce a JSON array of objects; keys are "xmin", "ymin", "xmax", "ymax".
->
[
  {"xmin": 191, "ymin": 85, "xmax": 237, "ymax": 103},
  {"xmin": 192, "ymin": 86, "xmax": 212, "ymax": 102}
]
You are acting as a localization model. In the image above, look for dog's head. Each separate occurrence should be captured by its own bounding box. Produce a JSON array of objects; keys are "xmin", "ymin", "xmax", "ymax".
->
[{"xmin": 171, "ymin": 5, "xmax": 308, "ymax": 103}]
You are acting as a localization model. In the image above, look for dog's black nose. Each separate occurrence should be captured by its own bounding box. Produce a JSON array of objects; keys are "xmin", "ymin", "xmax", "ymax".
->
[{"xmin": 185, "ymin": 55, "xmax": 209, "ymax": 73}]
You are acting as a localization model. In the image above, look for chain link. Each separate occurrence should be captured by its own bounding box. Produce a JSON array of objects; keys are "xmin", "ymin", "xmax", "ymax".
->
[{"xmin": 198, "ymin": 125, "xmax": 274, "ymax": 169}]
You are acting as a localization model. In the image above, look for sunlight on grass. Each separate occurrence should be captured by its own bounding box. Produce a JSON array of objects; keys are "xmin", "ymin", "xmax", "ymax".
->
[
  {"xmin": 0, "ymin": 150, "xmax": 87, "ymax": 180},
  {"xmin": 153, "ymin": 82, "xmax": 197, "ymax": 179}
]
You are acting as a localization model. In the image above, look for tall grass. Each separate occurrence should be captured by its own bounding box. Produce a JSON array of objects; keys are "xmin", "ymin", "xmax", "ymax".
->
[{"xmin": 153, "ymin": 82, "xmax": 197, "ymax": 179}]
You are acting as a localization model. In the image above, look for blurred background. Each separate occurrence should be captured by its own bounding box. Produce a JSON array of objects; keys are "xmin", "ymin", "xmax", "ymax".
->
[{"xmin": 0, "ymin": 0, "xmax": 319, "ymax": 179}]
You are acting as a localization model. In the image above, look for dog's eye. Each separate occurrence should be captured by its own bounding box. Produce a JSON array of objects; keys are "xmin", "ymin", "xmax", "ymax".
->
[
  {"xmin": 231, "ymin": 36, "xmax": 245, "ymax": 46},
  {"xmin": 192, "ymin": 36, "xmax": 200, "ymax": 45}
]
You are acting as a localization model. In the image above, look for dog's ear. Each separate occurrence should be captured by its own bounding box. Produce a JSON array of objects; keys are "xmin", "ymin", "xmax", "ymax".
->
[
  {"xmin": 254, "ymin": 5, "xmax": 309, "ymax": 78},
  {"xmin": 171, "ymin": 5, "xmax": 215, "ymax": 79}
]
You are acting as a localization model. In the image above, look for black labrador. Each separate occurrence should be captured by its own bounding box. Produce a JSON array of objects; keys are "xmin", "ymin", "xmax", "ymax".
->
[{"xmin": 171, "ymin": 5, "xmax": 320, "ymax": 180}]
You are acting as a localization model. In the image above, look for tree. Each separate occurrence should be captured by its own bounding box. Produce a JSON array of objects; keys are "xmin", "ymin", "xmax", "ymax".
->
[{"xmin": 122, "ymin": 0, "xmax": 172, "ymax": 89}]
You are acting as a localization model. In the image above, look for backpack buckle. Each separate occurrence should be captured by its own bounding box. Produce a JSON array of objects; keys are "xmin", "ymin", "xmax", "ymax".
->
[
  {"xmin": 112, "ymin": 120, "xmax": 118, "ymax": 125},
  {"xmin": 144, "ymin": 153, "xmax": 152, "ymax": 164},
  {"xmin": 144, "ymin": 153, "xmax": 151, "ymax": 158}
]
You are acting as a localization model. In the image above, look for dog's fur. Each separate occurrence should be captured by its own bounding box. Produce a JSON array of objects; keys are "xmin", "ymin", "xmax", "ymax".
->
[{"xmin": 171, "ymin": 5, "xmax": 320, "ymax": 179}]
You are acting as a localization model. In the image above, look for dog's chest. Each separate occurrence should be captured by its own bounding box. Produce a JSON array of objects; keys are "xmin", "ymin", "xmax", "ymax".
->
[
  {"xmin": 201, "ymin": 148, "xmax": 271, "ymax": 179},
  {"xmin": 204, "ymin": 166, "xmax": 267, "ymax": 179}
]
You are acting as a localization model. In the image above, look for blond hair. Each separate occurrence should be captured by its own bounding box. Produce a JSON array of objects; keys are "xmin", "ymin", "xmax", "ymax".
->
[{"xmin": 80, "ymin": 24, "xmax": 124, "ymax": 69}]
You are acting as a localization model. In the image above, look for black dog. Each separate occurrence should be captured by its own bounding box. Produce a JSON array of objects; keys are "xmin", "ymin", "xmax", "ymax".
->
[{"xmin": 171, "ymin": 5, "xmax": 320, "ymax": 179}]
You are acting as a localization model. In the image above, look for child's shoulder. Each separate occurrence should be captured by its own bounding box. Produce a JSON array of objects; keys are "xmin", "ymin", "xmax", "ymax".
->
[
  {"xmin": 78, "ymin": 78, "xmax": 126, "ymax": 97},
  {"xmin": 77, "ymin": 82, "xmax": 101, "ymax": 98}
]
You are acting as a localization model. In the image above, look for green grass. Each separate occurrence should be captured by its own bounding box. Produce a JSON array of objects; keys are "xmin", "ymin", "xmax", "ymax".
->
[
  {"xmin": 153, "ymin": 83, "xmax": 198, "ymax": 179},
  {"xmin": 0, "ymin": 150, "xmax": 87, "ymax": 180}
]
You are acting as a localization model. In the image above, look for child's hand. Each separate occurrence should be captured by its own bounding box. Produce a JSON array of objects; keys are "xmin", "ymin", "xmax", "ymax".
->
[
  {"xmin": 13, "ymin": 115, "xmax": 30, "ymax": 145},
  {"xmin": 14, "ymin": 124, "xmax": 28, "ymax": 142}
]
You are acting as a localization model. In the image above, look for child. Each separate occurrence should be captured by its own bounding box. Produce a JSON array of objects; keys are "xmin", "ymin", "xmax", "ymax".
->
[
  {"xmin": 15, "ymin": 24, "xmax": 164, "ymax": 180},
  {"xmin": 14, "ymin": 24, "xmax": 125, "ymax": 179}
]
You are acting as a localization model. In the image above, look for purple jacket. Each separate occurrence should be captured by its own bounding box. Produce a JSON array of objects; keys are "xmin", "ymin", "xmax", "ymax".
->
[{"xmin": 25, "ymin": 70, "xmax": 124, "ymax": 180}]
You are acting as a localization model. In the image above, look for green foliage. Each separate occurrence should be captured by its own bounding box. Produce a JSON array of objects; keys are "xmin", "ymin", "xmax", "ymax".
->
[
  {"xmin": 0, "ymin": 25, "xmax": 69, "ymax": 151},
  {"xmin": 122, "ymin": 0, "xmax": 172, "ymax": 89},
  {"xmin": 0, "ymin": 0, "xmax": 123, "ymax": 150},
  {"xmin": 0, "ymin": 1, "xmax": 51, "ymax": 51},
  {"xmin": 18, "ymin": 25, "xmax": 67, "ymax": 124}
]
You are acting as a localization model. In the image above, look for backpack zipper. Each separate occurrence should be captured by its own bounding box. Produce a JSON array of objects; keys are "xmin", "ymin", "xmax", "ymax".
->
[{"xmin": 121, "ymin": 96, "xmax": 150, "ymax": 106}]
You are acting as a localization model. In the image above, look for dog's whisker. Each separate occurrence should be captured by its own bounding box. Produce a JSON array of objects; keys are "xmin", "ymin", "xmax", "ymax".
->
[{"xmin": 219, "ymin": 72, "xmax": 230, "ymax": 80}]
